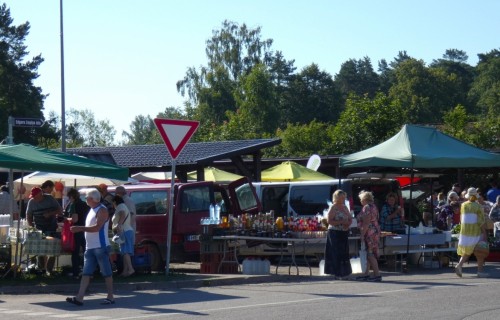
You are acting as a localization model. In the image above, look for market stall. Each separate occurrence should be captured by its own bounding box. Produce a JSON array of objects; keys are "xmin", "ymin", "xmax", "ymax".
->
[{"xmin": 339, "ymin": 124, "xmax": 500, "ymax": 269}]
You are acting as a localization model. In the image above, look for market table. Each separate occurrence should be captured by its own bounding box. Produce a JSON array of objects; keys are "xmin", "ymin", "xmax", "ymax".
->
[{"xmin": 213, "ymin": 235, "xmax": 312, "ymax": 276}]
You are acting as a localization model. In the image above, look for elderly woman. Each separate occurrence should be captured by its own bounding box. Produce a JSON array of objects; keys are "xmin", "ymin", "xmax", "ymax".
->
[
  {"xmin": 356, "ymin": 190, "xmax": 382, "ymax": 281},
  {"xmin": 323, "ymin": 190, "xmax": 352, "ymax": 279},
  {"xmin": 379, "ymin": 192, "xmax": 404, "ymax": 232},
  {"xmin": 455, "ymin": 188, "xmax": 488, "ymax": 278}
]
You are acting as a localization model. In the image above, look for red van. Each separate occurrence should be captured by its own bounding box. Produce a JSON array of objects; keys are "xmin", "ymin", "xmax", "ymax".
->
[{"xmin": 106, "ymin": 178, "xmax": 261, "ymax": 270}]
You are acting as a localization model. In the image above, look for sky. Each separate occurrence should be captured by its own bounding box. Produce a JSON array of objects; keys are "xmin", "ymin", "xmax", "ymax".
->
[{"xmin": 7, "ymin": 0, "xmax": 500, "ymax": 143}]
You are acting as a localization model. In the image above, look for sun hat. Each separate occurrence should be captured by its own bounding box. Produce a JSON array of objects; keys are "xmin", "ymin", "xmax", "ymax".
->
[
  {"xmin": 465, "ymin": 187, "xmax": 478, "ymax": 199},
  {"xmin": 29, "ymin": 187, "xmax": 42, "ymax": 198}
]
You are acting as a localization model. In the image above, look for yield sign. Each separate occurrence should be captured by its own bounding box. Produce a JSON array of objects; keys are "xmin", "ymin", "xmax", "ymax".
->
[{"xmin": 154, "ymin": 118, "xmax": 199, "ymax": 159}]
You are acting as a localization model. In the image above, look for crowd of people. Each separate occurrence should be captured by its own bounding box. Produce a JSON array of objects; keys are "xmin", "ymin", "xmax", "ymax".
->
[
  {"xmin": 0, "ymin": 179, "xmax": 137, "ymax": 306},
  {"xmin": 322, "ymin": 179, "xmax": 500, "ymax": 281}
]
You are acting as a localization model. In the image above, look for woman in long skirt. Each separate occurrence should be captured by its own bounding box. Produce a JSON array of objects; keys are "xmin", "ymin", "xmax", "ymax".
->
[{"xmin": 324, "ymin": 190, "xmax": 352, "ymax": 279}]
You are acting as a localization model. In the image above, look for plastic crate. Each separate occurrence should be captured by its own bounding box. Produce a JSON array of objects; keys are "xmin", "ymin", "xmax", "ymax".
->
[
  {"xmin": 200, "ymin": 242, "xmax": 224, "ymax": 254},
  {"xmin": 200, "ymin": 252, "xmax": 223, "ymax": 264},
  {"xmin": 133, "ymin": 245, "xmax": 152, "ymax": 270},
  {"xmin": 200, "ymin": 261, "xmax": 220, "ymax": 274}
]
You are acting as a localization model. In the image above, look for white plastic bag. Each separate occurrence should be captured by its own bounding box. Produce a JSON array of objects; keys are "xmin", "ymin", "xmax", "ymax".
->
[{"xmin": 359, "ymin": 242, "xmax": 368, "ymax": 274}]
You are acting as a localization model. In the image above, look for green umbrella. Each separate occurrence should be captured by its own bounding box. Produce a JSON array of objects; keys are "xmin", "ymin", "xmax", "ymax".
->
[{"xmin": 261, "ymin": 161, "xmax": 332, "ymax": 181}]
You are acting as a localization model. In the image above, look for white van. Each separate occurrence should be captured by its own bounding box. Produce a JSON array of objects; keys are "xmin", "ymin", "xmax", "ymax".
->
[{"xmin": 253, "ymin": 180, "xmax": 351, "ymax": 218}]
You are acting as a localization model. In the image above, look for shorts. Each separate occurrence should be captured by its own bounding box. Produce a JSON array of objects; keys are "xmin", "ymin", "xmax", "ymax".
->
[
  {"xmin": 82, "ymin": 246, "xmax": 113, "ymax": 277},
  {"xmin": 120, "ymin": 230, "xmax": 135, "ymax": 255}
]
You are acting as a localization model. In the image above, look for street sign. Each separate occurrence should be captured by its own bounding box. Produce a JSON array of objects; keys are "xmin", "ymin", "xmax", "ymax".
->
[
  {"xmin": 12, "ymin": 118, "xmax": 44, "ymax": 127},
  {"xmin": 154, "ymin": 118, "xmax": 199, "ymax": 159}
]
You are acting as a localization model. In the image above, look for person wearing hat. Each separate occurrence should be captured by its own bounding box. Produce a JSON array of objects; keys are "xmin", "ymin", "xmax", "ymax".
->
[
  {"xmin": 455, "ymin": 187, "xmax": 488, "ymax": 278},
  {"xmin": 26, "ymin": 186, "xmax": 63, "ymax": 274},
  {"xmin": 98, "ymin": 183, "xmax": 115, "ymax": 215}
]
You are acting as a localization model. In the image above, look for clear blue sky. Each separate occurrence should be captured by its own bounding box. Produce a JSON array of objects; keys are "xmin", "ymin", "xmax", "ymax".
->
[{"xmin": 8, "ymin": 1, "xmax": 500, "ymax": 143}]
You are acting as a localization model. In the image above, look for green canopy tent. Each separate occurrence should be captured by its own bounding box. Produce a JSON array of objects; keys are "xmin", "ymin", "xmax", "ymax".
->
[
  {"xmin": 339, "ymin": 124, "xmax": 500, "ymax": 269},
  {"xmin": 340, "ymin": 124, "xmax": 500, "ymax": 169},
  {"xmin": 0, "ymin": 143, "xmax": 129, "ymax": 180},
  {"xmin": 0, "ymin": 143, "xmax": 129, "ymax": 277}
]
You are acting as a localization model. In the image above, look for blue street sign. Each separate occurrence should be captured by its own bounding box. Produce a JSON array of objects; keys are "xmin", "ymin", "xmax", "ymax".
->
[{"xmin": 13, "ymin": 118, "xmax": 44, "ymax": 127}]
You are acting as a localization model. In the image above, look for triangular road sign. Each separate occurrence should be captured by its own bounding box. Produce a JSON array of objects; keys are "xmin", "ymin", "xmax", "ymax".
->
[{"xmin": 154, "ymin": 118, "xmax": 199, "ymax": 159}]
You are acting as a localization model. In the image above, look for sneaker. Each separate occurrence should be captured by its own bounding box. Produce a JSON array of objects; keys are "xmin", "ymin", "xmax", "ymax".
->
[
  {"xmin": 355, "ymin": 275, "xmax": 370, "ymax": 281},
  {"xmin": 367, "ymin": 276, "xmax": 382, "ymax": 282},
  {"xmin": 477, "ymin": 272, "xmax": 489, "ymax": 278},
  {"xmin": 455, "ymin": 265, "xmax": 462, "ymax": 278}
]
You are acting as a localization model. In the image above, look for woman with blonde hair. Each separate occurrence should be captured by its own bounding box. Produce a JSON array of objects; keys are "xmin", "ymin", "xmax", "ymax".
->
[
  {"xmin": 323, "ymin": 189, "xmax": 352, "ymax": 279},
  {"xmin": 455, "ymin": 187, "xmax": 488, "ymax": 278},
  {"xmin": 356, "ymin": 190, "xmax": 382, "ymax": 281}
]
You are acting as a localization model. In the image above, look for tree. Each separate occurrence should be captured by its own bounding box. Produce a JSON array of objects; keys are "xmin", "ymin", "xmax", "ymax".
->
[
  {"xmin": 271, "ymin": 120, "xmax": 330, "ymax": 157},
  {"xmin": 0, "ymin": 4, "xmax": 51, "ymax": 145},
  {"xmin": 334, "ymin": 56, "xmax": 380, "ymax": 100},
  {"xmin": 442, "ymin": 104, "xmax": 469, "ymax": 142},
  {"xmin": 389, "ymin": 58, "xmax": 462, "ymax": 123},
  {"xmin": 176, "ymin": 20, "xmax": 274, "ymax": 129},
  {"xmin": 122, "ymin": 114, "xmax": 158, "ymax": 145},
  {"xmin": 430, "ymin": 49, "xmax": 475, "ymax": 113},
  {"xmin": 328, "ymin": 93, "xmax": 405, "ymax": 154},
  {"xmin": 281, "ymin": 64, "xmax": 340, "ymax": 126},
  {"xmin": 64, "ymin": 109, "xmax": 116, "ymax": 147},
  {"xmin": 468, "ymin": 49, "xmax": 500, "ymax": 116},
  {"xmin": 234, "ymin": 63, "xmax": 279, "ymax": 135}
]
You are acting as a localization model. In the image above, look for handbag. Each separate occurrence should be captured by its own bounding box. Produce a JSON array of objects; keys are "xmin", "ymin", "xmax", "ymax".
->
[{"xmin": 61, "ymin": 219, "xmax": 75, "ymax": 253}]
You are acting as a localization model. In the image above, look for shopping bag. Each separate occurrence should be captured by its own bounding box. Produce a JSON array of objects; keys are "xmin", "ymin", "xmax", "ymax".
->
[
  {"xmin": 61, "ymin": 220, "xmax": 75, "ymax": 253},
  {"xmin": 359, "ymin": 242, "xmax": 368, "ymax": 274}
]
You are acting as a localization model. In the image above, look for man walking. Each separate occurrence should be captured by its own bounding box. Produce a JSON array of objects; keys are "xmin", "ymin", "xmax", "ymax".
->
[{"xmin": 66, "ymin": 188, "xmax": 114, "ymax": 306}]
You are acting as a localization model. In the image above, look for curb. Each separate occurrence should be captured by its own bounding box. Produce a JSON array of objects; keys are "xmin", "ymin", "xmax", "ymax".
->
[{"xmin": 0, "ymin": 273, "xmax": 322, "ymax": 295}]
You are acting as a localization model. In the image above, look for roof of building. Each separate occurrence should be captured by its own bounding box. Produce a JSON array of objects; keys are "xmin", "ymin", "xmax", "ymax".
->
[{"xmin": 67, "ymin": 139, "xmax": 281, "ymax": 173}]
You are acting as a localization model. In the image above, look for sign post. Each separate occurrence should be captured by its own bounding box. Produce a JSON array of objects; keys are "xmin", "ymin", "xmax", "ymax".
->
[{"xmin": 154, "ymin": 118, "xmax": 199, "ymax": 276}]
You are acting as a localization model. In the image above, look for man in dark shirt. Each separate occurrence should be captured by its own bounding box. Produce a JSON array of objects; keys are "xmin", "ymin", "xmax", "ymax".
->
[{"xmin": 26, "ymin": 186, "xmax": 63, "ymax": 274}]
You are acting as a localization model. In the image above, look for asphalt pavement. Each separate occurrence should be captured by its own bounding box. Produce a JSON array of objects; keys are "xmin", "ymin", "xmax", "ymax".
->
[{"xmin": 2, "ymin": 260, "xmax": 500, "ymax": 295}]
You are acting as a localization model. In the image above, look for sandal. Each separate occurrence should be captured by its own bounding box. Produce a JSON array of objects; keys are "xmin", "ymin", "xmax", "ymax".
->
[
  {"xmin": 100, "ymin": 298, "xmax": 115, "ymax": 305},
  {"xmin": 66, "ymin": 297, "xmax": 83, "ymax": 306}
]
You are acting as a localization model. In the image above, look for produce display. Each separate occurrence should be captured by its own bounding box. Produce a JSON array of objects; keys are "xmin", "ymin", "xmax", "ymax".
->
[{"xmin": 213, "ymin": 212, "xmax": 328, "ymax": 238}]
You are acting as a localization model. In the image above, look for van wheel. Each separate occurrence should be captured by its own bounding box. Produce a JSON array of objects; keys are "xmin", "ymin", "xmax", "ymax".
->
[{"xmin": 146, "ymin": 244, "xmax": 163, "ymax": 271}]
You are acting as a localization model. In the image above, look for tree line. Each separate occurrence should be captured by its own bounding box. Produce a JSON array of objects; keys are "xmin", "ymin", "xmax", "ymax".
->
[{"xmin": 0, "ymin": 9, "xmax": 498, "ymax": 157}]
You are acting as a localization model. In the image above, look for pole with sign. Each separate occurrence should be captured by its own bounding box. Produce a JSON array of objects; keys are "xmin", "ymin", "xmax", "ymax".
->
[{"xmin": 154, "ymin": 118, "xmax": 199, "ymax": 276}]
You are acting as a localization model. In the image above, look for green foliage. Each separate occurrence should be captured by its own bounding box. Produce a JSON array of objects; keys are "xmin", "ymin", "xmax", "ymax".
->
[
  {"xmin": 0, "ymin": 4, "xmax": 50, "ymax": 145},
  {"xmin": 269, "ymin": 120, "xmax": 330, "ymax": 157},
  {"xmin": 334, "ymin": 56, "xmax": 380, "ymax": 99},
  {"xmin": 281, "ymin": 64, "xmax": 341, "ymax": 126},
  {"xmin": 328, "ymin": 93, "xmax": 405, "ymax": 154},
  {"xmin": 64, "ymin": 109, "xmax": 116, "ymax": 147},
  {"xmin": 468, "ymin": 52, "xmax": 500, "ymax": 115},
  {"xmin": 442, "ymin": 105, "xmax": 469, "ymax": 142}
]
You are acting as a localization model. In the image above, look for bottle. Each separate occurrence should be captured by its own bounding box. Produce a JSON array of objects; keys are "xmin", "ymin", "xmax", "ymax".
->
[
  {"xmin": 209, "ymin": 204, "xmax": 215, "ymax": 224},
  {"xmin": 215, "ymin": 204, "xmax": 221, "ymax": 223}
]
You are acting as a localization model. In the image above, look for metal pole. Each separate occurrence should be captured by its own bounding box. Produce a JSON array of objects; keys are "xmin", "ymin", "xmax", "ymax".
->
[
  {"xmin": 405, "ymin": 159, "xmax": 415, "ymax": 272},
  {"xmin": 60, "ymin": 0, "xmax": 66, "ymax": 152},
  {"xmin": 165, "ymin": 160, "xmax": 176, "ymax": 276},
  {"xmin": 8, "ymin": 116, "xmax": 13, "ymax": 145}
]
